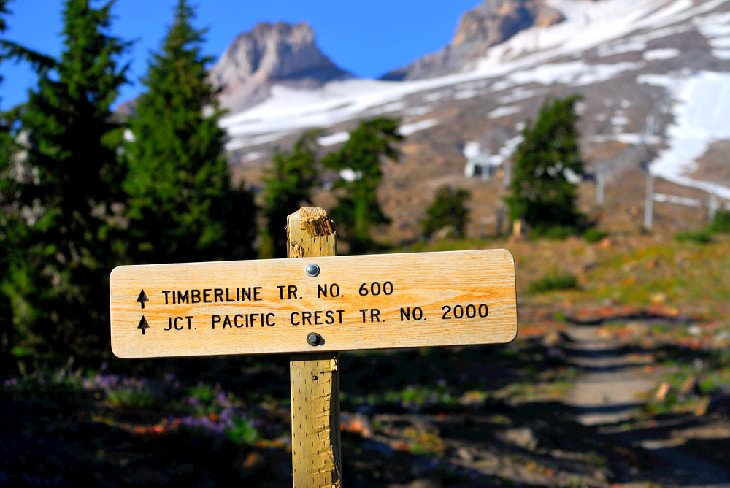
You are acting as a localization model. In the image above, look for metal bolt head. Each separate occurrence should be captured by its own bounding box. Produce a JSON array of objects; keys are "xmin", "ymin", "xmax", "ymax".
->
[
  {"xmin": 307, "ymin": 332, "xmax": 322, "ymax": 346},
  {"xmin": 305, "ymin": 263, "xmax": 320, "ymax": 277}
]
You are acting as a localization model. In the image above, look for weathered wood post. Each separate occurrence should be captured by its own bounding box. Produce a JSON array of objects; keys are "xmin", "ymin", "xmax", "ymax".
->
[{"xmin": 287, "ymin": 207, "xmax": 342, "ymax": 487}]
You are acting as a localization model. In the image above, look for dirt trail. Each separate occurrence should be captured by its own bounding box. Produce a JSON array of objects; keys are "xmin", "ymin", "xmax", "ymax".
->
[
  {"xmin": 564, "ymin": 325, "xmax": 654, "ymax": 425},
  {"xmin": 564, "ymin": 323, "xmax": 730, "ymax": 487}
]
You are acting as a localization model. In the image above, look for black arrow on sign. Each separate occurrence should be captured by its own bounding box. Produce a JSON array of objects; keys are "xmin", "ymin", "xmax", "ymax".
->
[
  {"xmin": 138, "ymin": 316, "xmax": 150, "ymax": 335},
  {"xmin": 137, "ymin": 289, "xmax": 149, "ymax": 309}
]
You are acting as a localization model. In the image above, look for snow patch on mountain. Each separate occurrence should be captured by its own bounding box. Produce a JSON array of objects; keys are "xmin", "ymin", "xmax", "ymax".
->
[
  {"xmin": 317, "ymin": 132, "xmax": 349, "ymax": 147},
  {"xmin": 592, "ymin": 133, "xmax": 662, "ymax": 145},
  {"xmin": 644, "ymin": 48, "xmax": 680, "ymax": 60},
  {"xmin": 489, "ymin": 106, "xmax": 521, "ymax": 118},
  {"xmin": 640, "ymin": 71, "xmax": 730, "ymax": 199},
  {"xmin": 505, "ymin": 61, "xmax": 641, "ymax": 86},
  {"xmin": 400, "ymin": 119, "xmax": 439, "ymax": 136}
]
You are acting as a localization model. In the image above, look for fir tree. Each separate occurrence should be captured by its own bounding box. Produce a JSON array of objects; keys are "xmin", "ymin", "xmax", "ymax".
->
[
  {"xmin": 5, "ymin": 0, "xmax": 129, "ymax": 361},
  {"xmin": 506, "ymin": 95, "xmax": 584, "ymax": 234},
  {"xmin": 125, "ymin": 0, "xmax": 256, "ymax": 263},
  {"xmin": 0, "ymin": 0, "xmax": 18, "ymax": 364},
  {"xmin": 323, "ymin": 117, "xmax": 402, "ymax": 252},
  {"xmin": 262, "ymin": 129, "xmax": 322, "ymax": 257},
  {"xmin": 421, "ymin": 186, "xmax": 471, "ymax": 239}
]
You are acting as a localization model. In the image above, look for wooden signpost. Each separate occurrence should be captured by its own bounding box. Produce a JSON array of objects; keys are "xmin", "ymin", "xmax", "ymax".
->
[{"xmin": 110, "ymin": 207, "xmax": 517, "ymax": 487}]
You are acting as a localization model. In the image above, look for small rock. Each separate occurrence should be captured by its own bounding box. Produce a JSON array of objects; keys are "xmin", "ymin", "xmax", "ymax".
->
[
  {"xmin": 406, "ymin": 479, "xmax": 440, "ymax": 488},
  {"xmin": 456, "ymin": 446, "xmax": 475, "ymax": 462},
  {"xmin": 497, "ymin": 427, "xmax": 538, "ymax": 451},
  {"xmin": 694, "ymin": 358, "xmax": 704, "ymax": 372}
]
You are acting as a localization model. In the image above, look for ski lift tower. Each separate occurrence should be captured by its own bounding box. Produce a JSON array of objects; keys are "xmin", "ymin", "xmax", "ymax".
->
[{"xmin": 642, "ymin": 112, "xmax": 659, "ymax": 230}]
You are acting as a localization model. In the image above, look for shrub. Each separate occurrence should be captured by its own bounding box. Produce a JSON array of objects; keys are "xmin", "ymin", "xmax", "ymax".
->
[
  {"xmin": 421, "ymin": 186, "xmax": 471, "ymax": 239},
  {"xmin": 507, "ymin": 95, "xmax": 585, "ymax": 230},
  {"xmin": 106, "ymin": 382, "xmax": 160, "ymax": 409},
  {"xmin": 675, "ymin": 230, "xmax": 712, "ymax": 244},
  {"xmin": 583, "ymin": 227, "xmax": 608, "ymax": 243},
  {"xmin": 709, "ymin": 210, "xmax": 730, "ymax": 233},
  {"xmin": 528, "ymin": 272, "xmax": 579, "ymax": 293}
]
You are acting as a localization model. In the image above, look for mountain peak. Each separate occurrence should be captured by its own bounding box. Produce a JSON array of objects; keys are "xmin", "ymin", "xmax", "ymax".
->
[
  {"xmin": 210, "ymin": 21, "xmax": 351, "ymax": 111},
  {"xmin": 383, "ymin": 0, "xmax": 563, "ymax": 80},
  {"xmin": 452, "ymin": 0, "xmax": 563, "ymax": 46}
]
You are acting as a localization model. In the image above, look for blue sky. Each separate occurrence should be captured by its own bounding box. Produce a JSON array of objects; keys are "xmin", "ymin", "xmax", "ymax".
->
[{"xmin": 2, "ymin": 0, "xmax": 480, "ymax": 108}]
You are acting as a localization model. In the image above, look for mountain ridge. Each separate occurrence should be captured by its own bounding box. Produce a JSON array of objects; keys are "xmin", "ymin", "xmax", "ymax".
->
[{"xmin": 382, "ymin": 0, "xmax": 564, "ymax": 81}]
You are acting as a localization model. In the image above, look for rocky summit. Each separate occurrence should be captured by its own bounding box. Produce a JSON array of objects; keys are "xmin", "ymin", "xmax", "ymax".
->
[
  {"xmin": 383, "ymin": 0, "xmax": 564, "ymax": 81},
  {"xmin": 209, "ymin": 22, "xmax": 351, "ymax": 112}
]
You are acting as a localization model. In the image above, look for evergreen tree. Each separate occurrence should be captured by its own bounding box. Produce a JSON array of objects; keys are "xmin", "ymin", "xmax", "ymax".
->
[
  {"xmin": 125, "ymin": 0, "xmax": 256, "ymax": 263},
  {"xmin": 0, "ymin": 0, "xmax": 18, "ymax": 364},
  {"xmin": 262, "ymin": 129, "xmax": 322, "ymax": 257},
  {"xmin": 323, "ymin": 117, "xmax": 403, "ymax": 252},
  {"xmin": 506, "ymin": 95, "xmax": 584, "ymax": 233},
  {"xmin": 421, "ymin": 186, "xmax": 471, "ymax": 239},
  {"xmin": 5, "ymin": 0, "xmax": 129, "ymax": 361}
]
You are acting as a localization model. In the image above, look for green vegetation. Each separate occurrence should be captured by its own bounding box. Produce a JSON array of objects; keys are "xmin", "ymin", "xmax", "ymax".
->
[
  {"xmin": 0, "ymin": 0, "xmax": 20, "ymax": 367},
  {"xmin": 709, "ymin": 210, "xmax": 730, "ymax": 233},
  {"xmin": 507, "ymin": 95, "xmax": 585, "ymax": 235},
  {"xmin": 528, "ymin": 271, "xmax": 579, "ymax": 294},
  {"xmin": 421, "ymin": 185, "xmax": 471, "ymax": 239},
  {"xmin": 0, "ymin": 1, "xmax": 408, "ymax": 369},
  {"xmin": 262, "ymin": 129, "xmax": 322, "ymax": 257},
  {"xmin": 402, "ymin": 424, "xmax": 445, "ymax": 455},
  {"xmin": 324, "ymin": 117, "xmax": 403, "ymax": 252},
  {"xmin": 583, "ymin": 227, "xmax": 608, "ymax": 243},
  {"xmin": 670, "ymin": 210, "xmax": 730, "ymax": 245},
  {"xmin": 124, "ymin": 0, "xmax": 256, "ymax": 264},
  {"xmin": 534, "ymin": 225, "xmax": 580, "ymax": 240},
  {"xmin": 675, "ymin": 230, "xmax": 712, "ymax": 244},
  {"xmin": 226, "ymin": 416, "xmax": 259, "ymax": 445},
  {"xmin": 187, "ymin": 383, "xmax": 216, "ymax": 407},
  {"xmin": 106, "ymin": 382, "xmax": 161, "ymax": 409},
  {"xmin": 3, "ymin": 0, "xmax": 130, "ymax": 362}
]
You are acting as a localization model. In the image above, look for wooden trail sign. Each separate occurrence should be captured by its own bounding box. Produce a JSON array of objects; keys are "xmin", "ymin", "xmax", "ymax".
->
[
  {"xmin": 110, "ymin": 207, "xmax": 518, "ymax": 488},
  {"xmin": 110, "ymin": 249, "xmax": 517, "ymax": 359}
]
